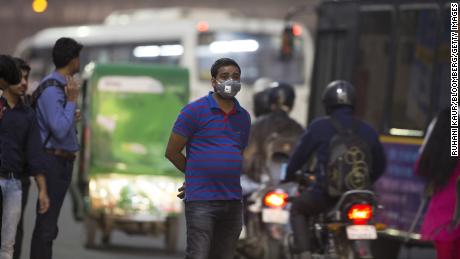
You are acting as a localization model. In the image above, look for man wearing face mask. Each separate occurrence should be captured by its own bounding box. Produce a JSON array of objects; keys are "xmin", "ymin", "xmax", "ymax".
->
[{"xmin": 166, "ymin": 58, "xmax": 251, "ymax": 259}]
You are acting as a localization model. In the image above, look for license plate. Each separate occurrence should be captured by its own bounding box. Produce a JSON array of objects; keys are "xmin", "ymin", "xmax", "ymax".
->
[
  {"xmin": 346, "ymin": 225, "xmax": 377, "ymax": 240},
  {"xmin": 262, "ymin": 208, "xmax": 289, "ymax": 224}
]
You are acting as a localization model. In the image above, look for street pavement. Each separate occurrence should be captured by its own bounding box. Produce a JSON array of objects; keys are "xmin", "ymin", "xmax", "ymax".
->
[
  {"xmin": 20, "ymin": 185, "xmax": 185, "ymax": 259},
  {"xmin": 18, "ymin": 185, "xmax": 435, "ymax": 259}
]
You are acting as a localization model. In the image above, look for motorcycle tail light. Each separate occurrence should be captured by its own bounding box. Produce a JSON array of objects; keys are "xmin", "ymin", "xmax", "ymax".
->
[
  {"xmin": 263, "ymin": 191, "xmax": 288, "ymax": 208},
  {"xmin": 347, "ymin": 204, "xmax": 373, "ymax": 225}
]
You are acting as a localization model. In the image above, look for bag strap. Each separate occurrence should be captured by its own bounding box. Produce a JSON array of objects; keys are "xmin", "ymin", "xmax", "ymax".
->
[
  {"xmin": 328, "ymin": 116, "xmax": 359, "ymax": 134},
  {"xmin": 328, "ymin": 116, "xmax": 345, "ymax": 134},
  {"xmin": 33, "ymin": 79, "xmax": 67, "ymax": 147},
  {"xmin": 32, "ymin": 79, "xmax": 65, "ymax": 106}
]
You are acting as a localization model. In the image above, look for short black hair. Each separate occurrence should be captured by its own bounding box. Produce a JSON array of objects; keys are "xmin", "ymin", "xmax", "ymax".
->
[
  {"xmin": 52, "ymin": 37, "xmax": 83, "ymax": 69},
  {"xmin": 210, "ymin": 58, "xmax": 241, "ymax": 78},
  {"xmin": 0, "ymin": 54, "xmax": 21, "ymax": 85},
  {"xmin": 13, "ymin": 57, "xmax": 31, "ymax": 74}
]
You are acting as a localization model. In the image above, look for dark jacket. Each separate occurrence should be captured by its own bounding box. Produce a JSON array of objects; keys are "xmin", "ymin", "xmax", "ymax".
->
[
  {"xmin": 244, "ymin": 110, "xmax": 303, "ymax": 182},
  {"xmin": 0, "ymin": 97, "xmax": 46, "ymax": 177},
  {"xmin": 285, "ymin": 106, "xmax": 386, "ymax": 186}
]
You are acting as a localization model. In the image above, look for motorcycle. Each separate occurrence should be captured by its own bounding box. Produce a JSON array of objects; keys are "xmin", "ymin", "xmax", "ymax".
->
[
  {"xmin": 284, "ymin": 172, "xmax": 380, "ymax": 259},
  {"xmin": 237, "ymin": 134, "xmax": 298, "ymax": 259}
]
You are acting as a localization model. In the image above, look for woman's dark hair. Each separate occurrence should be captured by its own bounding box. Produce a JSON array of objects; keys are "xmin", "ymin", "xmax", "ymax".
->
[
  {"xmin": 52, "ymin": 37, "xmax": 83, "ymax": 69},
  {"xmin": 210, "ymin": 58, "xmax": 241, "ymax": 78},
  {"xmin": 418, "ymin": 107, "xmax": 458, "ymax": 187},
  {"xmin": 0, "ymin": 54, "xmax": 20, "ymax": 85}
]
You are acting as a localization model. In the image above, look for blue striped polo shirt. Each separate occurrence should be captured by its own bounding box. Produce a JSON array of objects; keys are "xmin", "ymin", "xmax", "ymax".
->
[{"xmin": 172, "ymin": 92, "xmax": 251, "ymax": 201}]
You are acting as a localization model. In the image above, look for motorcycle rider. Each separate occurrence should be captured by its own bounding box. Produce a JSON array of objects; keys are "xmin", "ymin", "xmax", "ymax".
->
[
  {"xmin": 283, "ymin": 80, "xmax": 386, "ymax": 259},
  {"xmin": 242, "ymin": 82, "xmax": 304, "ymax": 193},
  {"xmin": 252, "ymin": 77, "xmax": 273, "ymax": 118}
]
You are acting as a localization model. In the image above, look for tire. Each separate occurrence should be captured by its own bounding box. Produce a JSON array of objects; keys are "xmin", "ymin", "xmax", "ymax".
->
[
  {"xmin": 165, "ymin": 216, "xmax": 179, "ymax": 253},
  {"xmin": 101, "ymin": 216, "xmax": 113, "ymax": 246},
  {"xmin": 84, "ymin": 216, "xmax": 97, "ymax": 248},
  {"xmin": 370, "ymin": 235, "xmax": 401, "ymax": 259},
  {"xmin": 101, "ymin": 232, "xmax": 111, "ymax": 245},
  {"xmin": 333, "ymin": 235, "xmax": 356, "ymax": 259},
  {"xmin": 263, "ymin": 236, "xmax": 284, "ymax": 259}
]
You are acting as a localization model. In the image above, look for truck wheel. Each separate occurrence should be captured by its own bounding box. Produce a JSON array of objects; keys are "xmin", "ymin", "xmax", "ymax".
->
[
  {"xmin": 101, "ymin": 216, "xmax": 113, "ymax": 246},
  {"xmin": 165, "ymin": 216, "xmax": 179, "ymax": 253},
  {"xmin": 101, "ymin": 232, "xmax": 111, "ymax": 245},
  {"xmin": 84, "ymin": 216, "xmax": 97, "ymax": 248}
]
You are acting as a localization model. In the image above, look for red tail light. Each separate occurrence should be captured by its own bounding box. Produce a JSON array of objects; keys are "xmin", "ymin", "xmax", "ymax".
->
[
  {"xmin": 347, "ymin": 204, "xmax": 373, "ymax": 225},
  {"xmin": 264, "ymin": 191, "xmax": 288, "ymax": 208}
]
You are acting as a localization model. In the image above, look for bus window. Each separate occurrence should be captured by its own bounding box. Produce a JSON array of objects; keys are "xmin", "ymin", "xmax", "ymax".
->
[
  {"xmin": 28, "ymin": 48, "xmax": 53, "ymax": 90},
  {"xmin": 86, "ymin": 46, "xmax": 111, "ymax": 64},
  {"xmin": 196, "ymin": 32, "xmax": 305, "ymax": 85},
  {"xmin": 27, "ymin": 41, "xmax": 183, "ymax": 85},
  {"xmin": 86, "ymin": 42, "xmax": 183, "ymax": 65},
  {"xmin": 352, "ymin": 10, "xmax": 393, "ymax": 130},
  {"xmin": 131, "ymin": 42, "xmax": 183, "ymax": 65},
  {"xmin": 309, "ymin": 30, "xmax": 348, "ymax": 118},
  {"xmin": 390, "ymin": 8, "xmax": 438, "ymax": 134}
]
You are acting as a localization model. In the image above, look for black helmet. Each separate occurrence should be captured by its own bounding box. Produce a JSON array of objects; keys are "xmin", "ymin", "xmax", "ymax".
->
[
  {"xmin": 253, "ymin": 88, "xmax": 271, "ymax": 118},
  {"xmin": 322, "ymin": 80, "xmax": 355, "ymax": 111},
  {"xmin": 268, "ymin": 82, "xmax": 296, "ymax": 110}
]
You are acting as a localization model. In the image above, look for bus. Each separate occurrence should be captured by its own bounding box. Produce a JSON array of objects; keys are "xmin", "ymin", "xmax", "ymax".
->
[
  {"xmin": 306, "ymin": 0, "xmax": 449, "ymax": 257},
  {"xmin": 14, "ymin": 7, "xmax": 314, "ymax": 125}
]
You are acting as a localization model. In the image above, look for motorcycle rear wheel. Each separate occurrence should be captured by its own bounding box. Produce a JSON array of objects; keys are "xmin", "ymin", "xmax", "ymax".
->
[
  {"xmin": 263, "ymin": 236, "xmax": 285, "ymax": 259},
  {"xmin": 333, "ymin": 233, "xmax": 356, "ymax": 259}
]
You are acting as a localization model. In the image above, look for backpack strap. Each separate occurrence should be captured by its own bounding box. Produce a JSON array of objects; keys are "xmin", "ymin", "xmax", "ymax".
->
[
  {"xmin": 328, "ymin": 116, "xmax": 346, "ymax": 134},
  {"xmin": 32, "ymin": 79, "xmax": 67, "ymax": 147},
  {"xmin": 329, "ymin": 116, "xmax": 359, "ymax": 134},
  {"xmin": 31, "ymin": 79, "xmax": 66, "ymax": 107},
  {"xmin": 351, "ymin": 118, "xmax": 360, "ymax": 134},
  {"xmin": 43, "ymin": 131, "xmax": 53, "ymax": 148}
]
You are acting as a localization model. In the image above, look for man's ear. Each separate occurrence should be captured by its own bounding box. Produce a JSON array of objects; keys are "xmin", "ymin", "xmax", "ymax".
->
[{"xmin": 70, "ymin": 58, "xmax": 79, "ymax": 73}]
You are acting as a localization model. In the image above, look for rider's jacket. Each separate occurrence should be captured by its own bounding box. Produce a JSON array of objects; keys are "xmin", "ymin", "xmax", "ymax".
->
[
  {"xmin": 243, "ymin": 110, "xmax": 303, "ymax": 183},
  {"xmin": 284, "ymin": 106, "xmax": 386, "ymax": 188}
]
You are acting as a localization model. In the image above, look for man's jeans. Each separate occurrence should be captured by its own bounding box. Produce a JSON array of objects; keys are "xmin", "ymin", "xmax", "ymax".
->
[
  {"xmin": 13, "ymin": 177, "xmax": 30, "ymax": 259},
  {"xmin": 31, "ymin": 154, "xmax": 73, "ymax": 259},
  {"xmin": 185, "ymin": 200, "xmax": 243, "ymax": 259},
  {"xmin": 0, "ymin": 178, "xmax": 22, "ymax": 259}
]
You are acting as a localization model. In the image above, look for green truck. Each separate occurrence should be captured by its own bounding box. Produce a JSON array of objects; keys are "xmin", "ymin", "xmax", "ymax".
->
[{"xmin": 77, "ymin": 63, "xmax": 189, "ymax": 251}]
